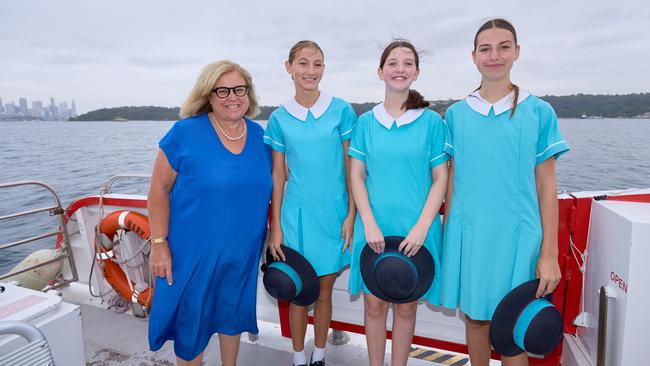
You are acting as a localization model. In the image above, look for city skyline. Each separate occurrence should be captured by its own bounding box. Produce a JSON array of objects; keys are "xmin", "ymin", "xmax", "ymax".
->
[{"xmin": 1, "ymin": 95, "xmax": 77, "ymax": 121}]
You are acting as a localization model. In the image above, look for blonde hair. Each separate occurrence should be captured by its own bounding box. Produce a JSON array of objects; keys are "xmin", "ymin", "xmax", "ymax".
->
[{"xmin": 180, "ymin": 60, "xmax": 260, "ymax": 119}]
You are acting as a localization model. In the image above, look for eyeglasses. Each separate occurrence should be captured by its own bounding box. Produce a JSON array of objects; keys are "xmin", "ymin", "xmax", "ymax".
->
[{"xmin": 212, "ymin": 85, "xmax": 248, "ymax": 98}]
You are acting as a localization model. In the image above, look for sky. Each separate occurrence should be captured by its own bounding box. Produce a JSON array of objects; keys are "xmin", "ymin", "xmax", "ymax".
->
[{"xmin": 1, "ymin": 0, "xmax": 649, "ymax": 114}]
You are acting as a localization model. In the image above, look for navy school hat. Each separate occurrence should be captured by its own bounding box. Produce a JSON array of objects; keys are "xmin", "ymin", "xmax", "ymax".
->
[
  {"xmin": 261, "ymin": 246, "xmax": 320, "ymax": 307},
  {"xmin": 360, "ymin": 236, "xmax": 434, "ymax": 304},
  {"xmin": 490, "ymin": 279, "xmax": 564, "ymax": 357}
]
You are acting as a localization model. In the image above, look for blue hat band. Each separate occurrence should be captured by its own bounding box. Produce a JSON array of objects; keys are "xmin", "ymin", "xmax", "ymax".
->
[
  {"xmin": 269, "ymin": 262, "xmax": 303, "ymax": 295},
  {"xmin": 373, "ymin": 252, "xmax": 419, "ymax": 281},
  {"xmin": 513, "ymin": 298, "xmax": 553, "ymax": 350}
]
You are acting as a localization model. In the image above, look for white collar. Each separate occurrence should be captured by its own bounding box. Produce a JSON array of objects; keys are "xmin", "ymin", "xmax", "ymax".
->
[
  {"xmin": 465, "ymin": 89, "xmax": 531, "ymax": 116},
  {"xmin": 372, "ymin": 103, "xmax": 425, "ymax": 129},
  {"xmin": 281, "ymin": 92, "xmax": 333, "ymax": 122}
]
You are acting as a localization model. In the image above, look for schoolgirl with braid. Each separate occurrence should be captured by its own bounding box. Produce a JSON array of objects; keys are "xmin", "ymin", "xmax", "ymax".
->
[{"xmin": 440, "ymin": 19, "xmax": 569, "ymax": 366}]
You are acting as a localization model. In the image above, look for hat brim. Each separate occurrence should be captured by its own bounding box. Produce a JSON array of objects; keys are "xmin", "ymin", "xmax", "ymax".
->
[
  {"xmin": 489, "ymin": 279, "xmax": 554, "ymax": 356},
  {"xmin": 360, "ymin": 236, "xmax": 434, "ymax": 304},
  {"xmin": 264, "ymin": 246, "xmax": 320, "ymax": 306}
]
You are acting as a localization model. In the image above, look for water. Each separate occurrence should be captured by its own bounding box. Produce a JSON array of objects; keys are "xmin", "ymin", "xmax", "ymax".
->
[{"xmin": 1, "ymin": 119, "xmax": 649, "ymax": 273}]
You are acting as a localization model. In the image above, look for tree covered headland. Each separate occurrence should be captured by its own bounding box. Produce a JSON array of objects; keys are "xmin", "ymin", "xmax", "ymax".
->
[
  {"xmin": 539, "ymin": 93, "xmax": 650, "ymax": 118},
  {"xmin": 71, "ymin": 93, "xmax": 650, "ymax": 121},
  {"xmin": 69, "ymin": 106, "xmax": 181, "ymax": 121},
  {"xmin": 262, "ymin": 93, "xmax": 650, "ymax": 119}
]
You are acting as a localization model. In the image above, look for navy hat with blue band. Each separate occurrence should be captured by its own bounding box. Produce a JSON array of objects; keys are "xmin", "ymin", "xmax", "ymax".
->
[
  {"xmin": 490, "ymin": 279, "xmax": 564, "ymax": 356},
  {"xmin": 360, "ymin": 236, "xmax": 434, "ymax": 304},
  {"xmin": 261, "ymin": 246, "xmax": 319, "ymax": 306}
]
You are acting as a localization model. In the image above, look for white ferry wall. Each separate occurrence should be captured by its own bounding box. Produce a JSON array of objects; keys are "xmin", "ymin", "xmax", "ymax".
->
[
  {"xmin": 56, "ymin": 189, "xmax": 650, "ymax": 366},
  {"xmin": 562, "ymin": 194, "xmax": 650, "ymax": 366}
]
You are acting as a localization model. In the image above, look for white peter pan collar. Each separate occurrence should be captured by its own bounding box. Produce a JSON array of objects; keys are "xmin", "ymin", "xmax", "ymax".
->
[
  {"xmin": 465, "ymin": 89, "xmax": 531, "ymax": 116},
  {"xmin": 372, "ymin": 103, "xmax": 425, "ymax": 129},
  {"xmin": 281, "ymin": 92, "xmax": 333, "ymax": 122}
]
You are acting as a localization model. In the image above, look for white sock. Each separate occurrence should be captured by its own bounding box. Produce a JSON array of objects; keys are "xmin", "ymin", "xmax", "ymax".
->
[
  {"xmin": 293, "ymin": 349, "xmax": 307, "ymax": 365},
  {"xmin": 311, "ymin": 346, "xmax": 326, "ymax": 362}
]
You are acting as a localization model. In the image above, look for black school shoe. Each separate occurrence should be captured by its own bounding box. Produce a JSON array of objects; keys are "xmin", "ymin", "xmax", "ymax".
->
[{"xmin": 310, "ymin": 355, "xmax": 325, "ymax": 366}]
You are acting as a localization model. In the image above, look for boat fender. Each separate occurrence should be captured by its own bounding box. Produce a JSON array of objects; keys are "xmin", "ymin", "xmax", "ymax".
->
[{"xmin": 2, "ymin": 249, "xmax": 63, "ymax": 291}]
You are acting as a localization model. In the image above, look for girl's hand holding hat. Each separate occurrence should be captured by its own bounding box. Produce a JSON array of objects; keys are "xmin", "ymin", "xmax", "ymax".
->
[
  {"xmin": 399, "ymin": 222, "xmax": 429, "ymax": 257},
  {"xmin": 535, "ymin": 249, "xmax": 561, "ymax": 298},
  {"xmin": 364, "ymin": 220, "xmax": 385, "ymax": 254},
  {"xmin": 268, "ymin": 226, "xmax": 286, "ymax": 261}
]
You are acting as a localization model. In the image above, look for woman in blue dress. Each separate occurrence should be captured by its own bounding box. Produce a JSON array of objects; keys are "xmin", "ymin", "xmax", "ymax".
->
[
  {"xmin": 264, "ymin": 40, "xmax": 357, "ymax": 366},
  {"xmin": 440, "ymin": 19, "xmax": 569, "ymax": 366},
  {"xmin": 147, "ymin": 60, "xmax": 272, "ymax": 366},
  {"xmin": 347, "ymin": 40, "xmax": 448, "ymax": 366}
]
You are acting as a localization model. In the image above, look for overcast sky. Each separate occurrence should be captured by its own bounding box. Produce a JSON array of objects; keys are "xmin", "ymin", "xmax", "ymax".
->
[{"xmin": 1, "ymin": 0, "xmax": 648, "ymax": 114}]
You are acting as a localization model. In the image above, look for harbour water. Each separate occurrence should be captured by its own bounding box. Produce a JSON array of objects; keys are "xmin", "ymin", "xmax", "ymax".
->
[{"xmin": 1, "ymin": 118, "xmax": 649, "ymax": 274}]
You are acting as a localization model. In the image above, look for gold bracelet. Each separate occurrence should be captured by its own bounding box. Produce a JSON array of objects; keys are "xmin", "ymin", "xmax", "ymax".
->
[{"xmin": 151, "ymin": 237, "xmax": 168, "ymax": 245}]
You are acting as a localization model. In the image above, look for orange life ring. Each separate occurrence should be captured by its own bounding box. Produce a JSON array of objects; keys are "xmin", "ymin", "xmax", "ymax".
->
[{"xmin": 97, "ymin": 210, "xmax": 153, "ymax": 308}]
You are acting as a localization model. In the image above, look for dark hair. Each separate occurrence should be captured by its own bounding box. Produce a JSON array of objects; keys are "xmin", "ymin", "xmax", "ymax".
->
[
  {"xmin": 473, "ymin": 18, "xmax": 519, "ymax": 118},
  {"xmin": 379, "ymin": 40, "xmax": 429, "ymax": 111},
  {"xmin": 288, "ymin": 40, "xmax": 324, "ymax": 64}
]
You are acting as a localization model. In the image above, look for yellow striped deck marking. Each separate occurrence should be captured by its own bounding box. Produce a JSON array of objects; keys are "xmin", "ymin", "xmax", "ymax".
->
[
  {"xmin": 408, "ymin": 346, "xmax": 469, "ymax": 365},
  {"xmin": 409, "ymin": 347, "xmax": 429, "ymax": 358},
  {"xmin": 441, "ymin": 355, "xmax": 469, "ymax": 365},
  {"xmin": 423, "ymin": 351, "xmax": 443, "ymax": 361}
]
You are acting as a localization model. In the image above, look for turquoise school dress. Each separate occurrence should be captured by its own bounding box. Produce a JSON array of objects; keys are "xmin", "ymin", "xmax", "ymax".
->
[
  {"xmin": 264, "ymin": 93, "xmax": 357, "ymax": 276},
  {"xmin": 347, "ymin": 104, "xmax": 448, "ymax": 304},
  {"xmin": 148, "ymin": 115, "xmax": 272, "ymax": 361},
  {"xmin": 440, "ymin": 90, "xmax": 570, "ymax": 320}
]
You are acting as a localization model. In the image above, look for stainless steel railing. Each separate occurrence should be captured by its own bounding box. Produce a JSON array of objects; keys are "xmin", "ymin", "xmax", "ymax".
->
[
  {"xmin": 597, "ymin": 285, "xmax": 616, "ymax": 366},
  {"xmin": 98, "ymin": 173, "xmax": 151, "ymax": 196},
  {"xmin": 0, "ymin": 181, "xmax": 78, "ymax": 290}
]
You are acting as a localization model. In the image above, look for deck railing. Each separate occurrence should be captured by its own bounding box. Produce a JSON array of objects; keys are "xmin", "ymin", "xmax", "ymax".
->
[
  {"xmin": 97, "ymin": 173, "xmax": 151, "ymax": 196},
  {"xmin": 0, "ymin": 181, "xmax": 78, "ymax": 290}
]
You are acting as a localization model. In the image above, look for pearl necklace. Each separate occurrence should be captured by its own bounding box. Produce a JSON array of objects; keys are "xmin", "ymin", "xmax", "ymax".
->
[{"xmin": 209, "ymin": 113, "xmax": 246, "ymax": 141}]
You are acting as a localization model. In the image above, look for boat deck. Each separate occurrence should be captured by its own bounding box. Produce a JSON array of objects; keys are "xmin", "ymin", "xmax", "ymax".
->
[{"xmin": 81, "ymin": 303, "xmax": 483, "ymax": 366}]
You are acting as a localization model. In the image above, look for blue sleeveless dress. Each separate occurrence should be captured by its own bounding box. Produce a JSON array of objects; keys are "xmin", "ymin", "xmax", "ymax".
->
[{"xmin": 148, "ymin": 114, "xmax": 272, "ymax": 361}]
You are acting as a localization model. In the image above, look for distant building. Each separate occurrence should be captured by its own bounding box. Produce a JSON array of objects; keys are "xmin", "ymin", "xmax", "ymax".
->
[
  {"xmin": 49, "ymin": 97, "xmax": 59, "ymax": 119},
  {"xmin": 19, "ymin": 98, "xmax": 29, "ymax": 116},
  {"xmin": 71, "ymin": 100, "xmax": 77, "ymax": 117},
  {"xmin": 59, "ymin": 102, "xmax": 70, "ymax": 120},
  {"xmin": 5, "ymin": 102, "xmax": 16, "ymax": 115},
  {"xmin": 31, "ymin": 101, "xmax": 44, "ymax": 118},
  {"xmin": 0, "ymin": 97, "xmax": 4, "ymax": 113}
]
